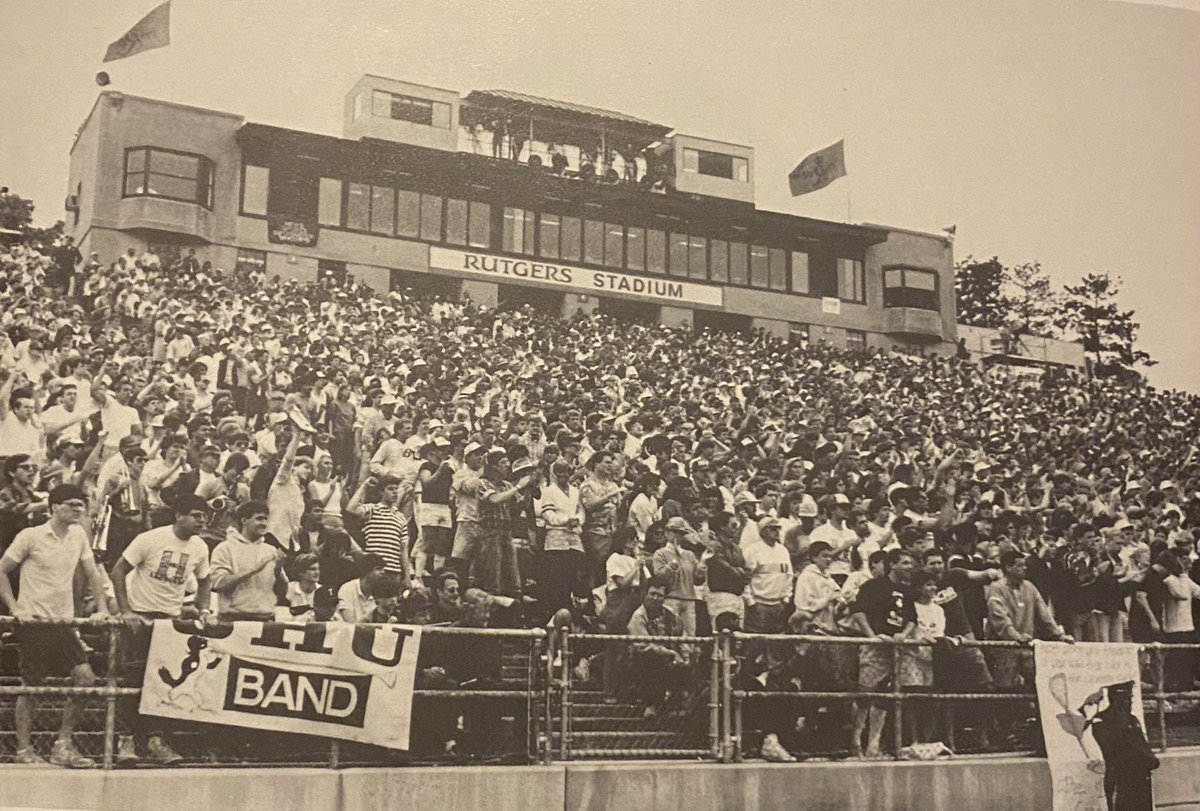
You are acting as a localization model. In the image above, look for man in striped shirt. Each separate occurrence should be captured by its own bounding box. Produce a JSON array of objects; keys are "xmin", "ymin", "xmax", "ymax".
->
[{"xmin": 348, "ymin": 474, "xmax": 412, "ymax": 588}]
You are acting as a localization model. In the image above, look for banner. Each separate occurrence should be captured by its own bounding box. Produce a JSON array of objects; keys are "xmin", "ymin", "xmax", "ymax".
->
[
  {"xmin": 140, "ymin": 620, "xmax": 422, "ymax": 750},
  {"xmin": 104, "ymin": 1, "xmax": 171, "ymax": 63},
  {"xmin": 268, "ymin": 215, "xmax": 320, "ymax": 247},
  {"xmin": 1034, "ymin": 642, "xmax": 1144, "ymax": 811},
  {"xmin": 788, "ymin": 140, "xmax": 846, "ymax": 197}
]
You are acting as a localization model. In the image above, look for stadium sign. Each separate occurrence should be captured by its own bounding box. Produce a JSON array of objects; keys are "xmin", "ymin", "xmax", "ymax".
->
[
  {"xmin": 140, "ymin": 619, "xmax": 422, "ymax": 750},
  {"xmin": 430, "ymin": 247, "xmax": 724, "ymax": 307}
]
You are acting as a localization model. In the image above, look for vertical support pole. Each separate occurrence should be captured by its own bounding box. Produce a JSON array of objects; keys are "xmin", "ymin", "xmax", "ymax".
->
[
  {"xmin": 329, "ymin": 740, "xmax": 340, "ymax": 768},
  {"xmin": 734, "ymin": 693, "xmax": 744, "ymax": 762},
  {"xmin": 708, "ymin": 638, "xmax": 721, "ymax": 760},
  {"xmin": 1154, "ymin": 644, "xmax": 1168, "ymax": 753},
  {"xmin": 559, "ymin": 630, "xmax": 571, "ymax": 761},
  {"xmin": 721, "ymin": 631, "xmax": 734, "ymax": 763},
  {"xmin": 892, "ymin": 639, "xmax": 904, "ymax": 759},
  {"xmin": 542, "ymin": 631, "xmax": 554, "ymax": 765},
  {"xmin": 103, "ymin": 621, "xmax": 118, "ymax": 770}
]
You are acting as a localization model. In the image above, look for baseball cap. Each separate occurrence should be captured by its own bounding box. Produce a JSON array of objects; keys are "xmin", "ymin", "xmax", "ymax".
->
[
  {"xmin": 665, "ymin": 517, "xmax": 690, "ymax": 533},
  {"xmin": 758, "ymin": 516, "xmax": 782, "ymax": 531},
  {"xmin": 733, "ymin": 491, "xmax": 760, "ymax": 506},
  {"xmin": 463, "ymin": 441, "xmax": 485, "ymax": 458}
]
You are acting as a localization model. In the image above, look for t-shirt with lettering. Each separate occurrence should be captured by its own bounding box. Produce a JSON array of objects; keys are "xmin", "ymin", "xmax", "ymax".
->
[
  {"xmin": 853, "ymin": 575, "xmax": 916, "ymax": 635},
  {"xmin": 121, "ymin": 525, "xmax": 211, "ymax": 616}
]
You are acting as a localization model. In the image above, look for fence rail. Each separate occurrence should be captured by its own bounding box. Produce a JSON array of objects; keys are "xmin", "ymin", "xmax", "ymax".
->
[{"xmin": 1, "ymin": 617, "xmax": 1197, "ymax": 768}]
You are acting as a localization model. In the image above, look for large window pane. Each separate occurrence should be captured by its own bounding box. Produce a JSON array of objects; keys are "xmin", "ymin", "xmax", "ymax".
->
[
  {"xmin": 420, "ymin": 194, "xmax": 442, "ymax": 241},
  {"xmin": 149, "ymin": 151, "xmax": 200, "ymax": 178},
  {"xmin": 523, "ymin": 213, "xmax": 535, "ymax": 255},
  {"xmin": 371, "ymin": 186, "xmax": 395, "ymax": 235},
  {"xmin": 146, "ymin": 174, "xmax": 196, "ymax": 201},
  {"xmin": 885, "ymin": 268, "xmax": 904, "ymax": 288},
  {"xmin": 769, "ymin": 248, "xmax": 787, "ymax": 291},
  {"xmin": 749, "ymin": 245, "xmax": 769, "ymax": 288},
  {"xmin": 396, "ymin": 190, "xmax": 420, "ymax": 237},
  {"xmin": 710, "ymin": 239, "xmax": 728, "ymax": 283},
  {"xmin": 625, "ymin": 227, "xmax": 645, "ymax": 271},
  {"xmin": 124, "ymin": 173, "xmax": 145, "ymax": 196},
  {"xmin": 123, "ymin": 148, "xmax": 212, "ymax": 207},
  {"xmin": 561, "ymin": 216, "xmax": 581, "ymax": 261},
  {"xmin": 669, "ymin": 232, "xmax": 688, "ymax": 277},
  {"xmin": 318, "ymin": 177, "xmax": 342, "ymax": 226},
  {"xmin": 468, "ymin": 201, "xmax": 490, "ymax": 248},
  {"xmin": 604, "ymin": 223, "xmax": 624, "ymax": 268},
  {"xmin": 126, "ymin": 149, "xmax": 146, "ymax": 173},
  {"xmin": 646, "ymin": 228, "xmax": 665, "ymax": 274},
  {"xmin": 729, "ymin": 241, "xmax": 748, "ymax": 285},
  {"xmin": 539, "ymin": 214, "xmax": 561, "ymax": 259},
  {"xmin": 791, "ymin": 251, "xmax": 810, "ymax": 294},
  {"xmin": 347, "ymin": 183, "xmax": 370, "ymax": 231},
  {"xmin": 503, "ymin": 207, "xmax": 533, "ymax": 254},
  {"xmin": 445, "ymin": 198, "xmax": 468, "ymax": 245},
  {"xmin": 907, "ymin": 269, "xmax": 936, "ymax": 290},
  {"xmin": 688, "ymin": 236, "xmax": 707, "ymax": 280},
  {"xmin": 584, "ymin": 220, "xmax": 604, "ymax": 265},
  {"xmin": 837, "ymin": 258, "xmax": 865, "ymax": 302}
]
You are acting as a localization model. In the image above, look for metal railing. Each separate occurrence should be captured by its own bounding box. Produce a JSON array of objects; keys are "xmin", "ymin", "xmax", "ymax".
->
[{"xmin": 2, "ymin": 616, "xmax": 1197, "ymax": 767}]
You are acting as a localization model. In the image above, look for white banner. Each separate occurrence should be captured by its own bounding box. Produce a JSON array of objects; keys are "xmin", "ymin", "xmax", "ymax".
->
[
  {"xmin": 1034, "ymin": 642, "xmax": 1144, "ymax": 811},
  {"xmin": 140, "ymin": 620, "xmax": 422, "ymax": 750},
  {"xmin": 430, "ymin": 246, "xmax": 724, "ymax": 307}
]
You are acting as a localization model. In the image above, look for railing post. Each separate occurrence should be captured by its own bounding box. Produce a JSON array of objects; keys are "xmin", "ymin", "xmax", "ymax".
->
[
  {"xmin": 559, "ymin": 629, "xmax": 571, "ymax": 761},
  {"xmin": 328, "ymin": 740, "xmax": 340, "ymax": 768},
  {"xmin": 892, "ymin": 638, "xmax": 904, "ymax": 759},
  {"xmin": 1154, "ymin": 643, "xmax": 1167, "ymax": 753},
  {"xmin": 541, "ymin": 630, "xmax": 553, "ymax": 765},
  {"xmin": 708, "ymin": 637, "xmax": 721, "ymax": 761},
  {"xmin": 720, "ymin": 630, "xmax": 734, "ymax": 763},
  {"xmin": 103, "ymin": 620, "xmax": 118, "ymax": 770}
]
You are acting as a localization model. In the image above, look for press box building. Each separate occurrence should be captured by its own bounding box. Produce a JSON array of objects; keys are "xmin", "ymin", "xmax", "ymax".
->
[{"xmin": 64, "ymin": 75, "xmax": 957, "ymax": 352}]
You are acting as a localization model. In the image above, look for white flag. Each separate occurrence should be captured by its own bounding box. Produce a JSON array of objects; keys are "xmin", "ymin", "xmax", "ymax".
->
[{"xmin": 104, "ymin": 2, "xmax": 171, "ymax": 63}]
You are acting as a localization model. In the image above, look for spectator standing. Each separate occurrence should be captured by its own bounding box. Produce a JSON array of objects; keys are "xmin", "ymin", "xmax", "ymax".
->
[
  {"xmin": 210, "ymin": 500, "xmax": 283, "ymax": 622},
  {"xmin": 348, "ymin": 474, "xmax": 412, "ymax": 587},
  {"xmin": 652, "ymin": 516, "xmax": 705, "ymax": 637},
  {"xmin": 742, "ymin": 516, "xmax": 793, "ymax": 634}
]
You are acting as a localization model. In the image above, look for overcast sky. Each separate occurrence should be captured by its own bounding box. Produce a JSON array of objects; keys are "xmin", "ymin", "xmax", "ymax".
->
[{"xmin": 2, "ymin": 0, "xmax": 1196, "ymax": 392}]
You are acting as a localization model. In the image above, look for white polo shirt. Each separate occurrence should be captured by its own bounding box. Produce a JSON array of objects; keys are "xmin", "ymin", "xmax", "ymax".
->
[{"xmin": 2, "ymin": 521, "xmax": 91, "ymax": 620}]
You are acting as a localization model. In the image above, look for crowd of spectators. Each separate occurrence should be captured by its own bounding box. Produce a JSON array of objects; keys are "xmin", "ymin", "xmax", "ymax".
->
[{"xmin": 0, "ymin": 235, "xmax": 1198, "ymax": 767}]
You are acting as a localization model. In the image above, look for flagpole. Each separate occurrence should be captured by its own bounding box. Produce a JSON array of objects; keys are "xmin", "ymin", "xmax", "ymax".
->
[{"xmin": 844, "ymin": 138, "xmax": 851, "ymax": 223}]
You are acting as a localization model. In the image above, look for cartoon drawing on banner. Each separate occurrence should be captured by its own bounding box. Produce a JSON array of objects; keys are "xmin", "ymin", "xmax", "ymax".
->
[{"xmin": 158, "ymin": 635, "xmax": 228, "ymax": 713}]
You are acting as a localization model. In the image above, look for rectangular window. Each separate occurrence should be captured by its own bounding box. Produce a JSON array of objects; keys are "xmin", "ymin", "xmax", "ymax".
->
[
  {"xmin": 445, "ymin": 198, "xmax": 468, "ymax": 245},
  {"xmin": 749, "ymin": 245, "xmax": 770, "ymax": 288},
  {"xmin": 682, "ymin": 148, "xmax": 749, "ymax": 182},
  {"xmin": 123, "ymin": 147, "xmax": 214, "ymax": 209},
  {"xmin": 669, "ymin": 232, "xmax": 689, "ymax": 277},
  {"xmin": 646, "ymin": 228, "xmax": 665, "ymax": 274},
  {"xmin": 710, "ymin": 239, "xmax": 728, "ymax": 283},
  {"xmin": 467, "ymin": 201, "xmax": 490, "ymax": 248},
  {"xmin": 837, "ymin": 258, "xmax": 866, "ymax": 303},
  {"xmin": 503, "ymin": 207, "xmax": 534, "ymax": 254},
  {"xmin": 346, "ymin": 182, "xmax": 370, "ymax": 231},
  {"xmin": 790, "ymin": 251, "xmax": 810, "ymax": 294},
  {"xmin": 810, "ymin": 252, "xmax": 839, "ymax": 298},
  {"xmin": 242, "ymin": 165, "xmax": 269, "ymax": 216},
  {"xmin": 538, "ymin": 214, "xmax": 561, "ymax": 259},
  {"xmin": 372, "ymin": 90, "xmax": 451, "ymax": 128},
  {"xmin": 396, "ymin": 190, "xmax": 420, "ymax": 237},
  {"xmin": 625, "ymin": 226, "xmax": 645, "ymax": 271},
  {"xmin": 584, "ymin": 220, "xmax": 605, "ymax": 265},
  {"xmin": 688, "ymin": 235, "xmax": 707, "ymax": 280},
  {"xmin": 729, "ymin": 241, "xmax": 748, "ymax": 285},
  {"xmin": 769, "ymin": 248, "xmax": 787, "ymax": 291},
  {"xmin": 882, "ymin": 266, "xmax": 939, "ymax": 310},
  {"xmin": 789, "ymin": 322, "xmax": 810, "ymax": 348},
  {"xmin": 235, "ymin": 248, "xmax": 266, "ymax": 277},
  {"xmin": 846, "ymin": 329, "xmax": 867, "ymax": 352},
  {"xmin": 419, "ymin": 194, "xmax": 442, "ymax": 241},
  {"xmin": 604, "ymin": 223, "xmax": 624, "ymax": 268},
  {"xmin": 561, "ymin": 216, "xmax": 581, "ymax": 261},
  {"xmin": 317, "ymin": 178, "xmax": 342, "ymax": 226},
  {"xmin": 370, "ymin": 186, "xmax": 395, "ymax": 235}
]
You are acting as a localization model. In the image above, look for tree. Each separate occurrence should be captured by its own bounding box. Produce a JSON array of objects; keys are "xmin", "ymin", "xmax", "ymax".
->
[
  {"xmin": 1054, "ymin": 272, "xmax": 1154, "ymax": 380},
  {"xmin": 0, "ymin": 189, "xmax": 35, "ymax": 231},
  {"xmin": 954, "ymin": 256, "xmax": 1007, "ymax": 329},
  {"xmin": 1006, "ymin": 260, "xmax": 1057, "ymax": 338}
]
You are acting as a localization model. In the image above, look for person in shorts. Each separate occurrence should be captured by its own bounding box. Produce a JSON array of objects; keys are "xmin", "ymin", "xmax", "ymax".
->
[
  {"xmin": 0, "ymin": 484, "xmax": 111, "ymax": 767},
  {"xmin": 416, "ymin": 437, "xmax": 455, "ymax": 583}
]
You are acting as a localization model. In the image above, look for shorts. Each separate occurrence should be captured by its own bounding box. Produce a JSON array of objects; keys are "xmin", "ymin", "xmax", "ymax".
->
[
  {"xmin": 418, "ymin": 502, "xmax": 453, "ymax": 528},
  {"xmin": 420, "ymin": 525, "xmax": 453, "ymax": 558},
  {"xmin": 16, "ymin": 625, "xmax": 88, "ymax": 686},
  {"xmin": 859, "ymin": 644, "xmax": 894, "ymax": 693},
  {"xmin": 451, "ymin": 521, "xmax": 482, "ymax": 560}
]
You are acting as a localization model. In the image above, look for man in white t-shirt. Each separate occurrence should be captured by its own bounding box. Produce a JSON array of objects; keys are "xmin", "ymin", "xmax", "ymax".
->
[
  {"xmin": 110, "ymin": 494, "xmax": 215, "ymax": 765},
  {"xmin": 0, "ymin": 375, "xmax": 45, "ymax": 461},
  {"xmin": 40, "ymin": 383, "xmax": 93, "ymax": 446},
  {"xmin": 742, "ymin": 516, "xmax": 794, "ymax": 634},
  {"xmin": 808, "ymin": 494, "xmax": 860, "ymax": 586},
  {"xmin": 0, "ymin": 484, "xmax": 110, "ymax": 768}
]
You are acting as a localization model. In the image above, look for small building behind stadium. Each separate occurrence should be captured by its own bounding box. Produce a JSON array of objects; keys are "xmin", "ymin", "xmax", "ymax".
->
[{"xmin": 65, "ymin": 75, "xmax": 963, "ymax": 354}]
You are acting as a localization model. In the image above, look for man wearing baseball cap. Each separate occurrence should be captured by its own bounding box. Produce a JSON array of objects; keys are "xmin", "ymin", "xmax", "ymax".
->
[
  {"xmin": 0, "ymin": 484, "xmax": 109, "ymax": 767},
  {"xmin": 449, "ymin": 441, "xmax": 487, "ymax": 586}
]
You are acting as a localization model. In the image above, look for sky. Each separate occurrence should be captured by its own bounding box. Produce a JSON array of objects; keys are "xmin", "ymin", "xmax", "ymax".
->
[{"xmin": 2, "ymin": 0, "xmax": 1196, "ymax": 392}]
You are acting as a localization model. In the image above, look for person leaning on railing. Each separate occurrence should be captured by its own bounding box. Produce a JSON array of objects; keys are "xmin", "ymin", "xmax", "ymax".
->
[{"xmin": 0, "ymin": 484, "xmax": 110, "ymax": 768}]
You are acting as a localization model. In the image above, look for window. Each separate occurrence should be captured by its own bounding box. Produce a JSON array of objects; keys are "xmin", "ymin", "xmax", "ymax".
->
[
  {"xmin": 682, "ymin": 148, "xmax": 749, "ymax": 181},
  {"xmin": 749, "ymin": 245, "xmax": 769, "ymax": 288},
  {"xmin": 396, "ymin": 190, "xmax": 420, "ymax": 237},
  {"xmin": 688, "ymin": 235, "xmax": 707, "ymax": 280},
  {"xmin": 346, "ymin": 183, "xmax": 371, "ymax": 231},
  {"xmin": 669, "ymin": 232, "xmax": 688, "ymax": 277},
  {"xmin": 372, "ymin": 90, "xmax": 451, "ymax": 128},
  {"xmin": 538, "ymin": 213, "xmax": 561, "ymax": 259},
  {"xmin": 503, "ymin": 207, "xmax": 535, "ymax": 254},
  {"xmin": 584, "ymin": 220, "xmax": 605, "ymax": 265},
  {"xmin": 883, "ymin": 265, "xmax": 940, "ymax": 310},
  {"xmin": 790, "ymin": 251, "xmax": 809, "ymax": 294},
  {"xmin": 837, "ymin": 258, "xmax": 866, "ymax": 303},
  {"xmin": 236, "ymin": 248, "xmax": 266, "ymax": 277},
  {"xmin": 467, "ymin": 201, "xmax": 490, "ymax": 248},
  {"xmin": 809, "ymin": 252, "xmax": 839, "ymax": 298},
  {"xmin": 625, "ymin": 226, "xmax": 645, "ymax": 271},
  {"xmin": 124, "ymin": 147, "xmax": 214, "ymax": 208},
  {"xmin": 318, "ymin": 178, "xmax": 342, "ymax": 226},
  {"xmin": 446, "ymin": 198, "xmax": 468, "ymax": 245},
  {"xmin": 604, "ymin": 223, "xmax": 624, "ymax": 268},
  {"xmin": 242, "ymin": 165, "xmax": 268, "ymax": 215},
  {"xmin": 846, "ymin": 329, "xmax": 867, "ymax": 352},
  {"xmin": 646, "ymin": 228, "xmax": 666, "ymax": 274},
  {"xmin": 370, "ymin": 186, "xmax": 395, "ymax": 235},
  {"xmin": 789, "ymin": 322, "xmax": 810, "ymax": 348},
  {"xmin": 769, "ymin": 248, "xmax": 787, "ymax": 291},
  {"xmin": 729, "ymin": 241, "xmax": 748, "ymax": 285},
  {"xmin": 561, "ymin": 216, "xmax": 581, "ymax": 261},
  {"xmin": 419, "ymin": 194, "xmax": 442, "ymax": 241},
  {"xmin": 710, "ymin": 239, "xmax": 728, "ymax": 283}
]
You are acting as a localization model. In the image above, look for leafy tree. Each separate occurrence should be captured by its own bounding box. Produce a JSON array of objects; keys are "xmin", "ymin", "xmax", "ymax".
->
[
  {"xmin": 1054, "ymin": 272, "xmax": 1154, "ymax": 380},
  {"xmin": 1005, "ymin": 260, "xmax": 1057, "ymax": 337},
  {"xmin": 953, "ymin": 256, "xmax": 1007, "ymax": 329},
  {"xmin": 0, "ymin": 189, "xmax": 35, "ymax": 230}
]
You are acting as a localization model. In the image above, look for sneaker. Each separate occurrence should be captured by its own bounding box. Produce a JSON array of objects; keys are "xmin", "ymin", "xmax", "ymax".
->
[
  {"xmin": 761, "ymin": 733, "xmax": 797, "ymax": 763},
  {"xmin": 117, "ymin": 735, "xmax": 139, "ymax": 765},
  {"xmin": 50, "ymin": 740, "xmax": 96, "ymax": 769},
  {"xmin": 14, "ymin": 747, "xmax": 47, "ymax": 765},
  {"xmin": 146, "ymin": 736, "xmax": 183, "ymax": 765}
]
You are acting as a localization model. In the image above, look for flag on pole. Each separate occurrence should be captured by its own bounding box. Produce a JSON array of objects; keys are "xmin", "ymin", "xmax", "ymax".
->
[
  {"xmin": 788, "ymin": 140, "xmax": 846, "ymax": 197},
  {"xmin": 104, "ymin": 1, "xmax": 171, "ymax": 63}
]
